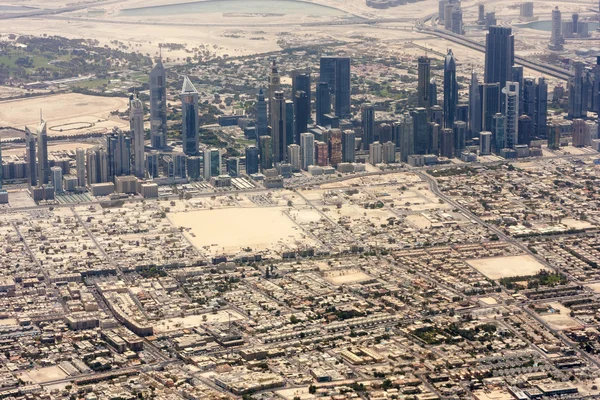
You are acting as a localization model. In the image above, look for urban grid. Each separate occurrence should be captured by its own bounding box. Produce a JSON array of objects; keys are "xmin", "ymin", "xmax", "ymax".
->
[{"xmin": 1, "ymin": 0, "xmax": 600, "ymax": 399}]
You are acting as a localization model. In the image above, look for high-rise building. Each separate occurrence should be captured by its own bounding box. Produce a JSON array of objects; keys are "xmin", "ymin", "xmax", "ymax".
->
[
  {"xmin": 572, "ymin": 118, "xmax": 587, "ymax": 147},
  {"xmin": 549, "ymin": 7, "xmax": 564, "ymax": 50},
  {"xmin": 149, "ymin": 58, "xmax": 167, "ymax": 148},
  {"xmin": 492, "ymin": 113, "xmax": 506, "ymax": 151},
  {"xmin": 522, "ymin": 78, "xmax": 536, "ymax": 120},
  {"xmin": 146, "ymin": 151, "xmax": 160, "ymax": 178},
  {"xmin": 417, "ymin": 56, "xmax": 431, "ymax": 108},
  {"xmin": 342, "ymin": 130, "xmax": 356, "ymax": 163},
  {"xmin": 51, "ymin": 166, "xmax": 63, "ymax": 193},
  {"xmin": 369, "ymin": 141, "xmax": 383, "ymax": 165},
  {"xmin": 181, "ymin": 76, "xmax": 200, "ymax": 155},
  {"xmin": 534, "ymin": 77, "xmax": 548, "ymax": 138},
  {"xmin": 484, "ymin": 26, "xmax": 515, "ymax": 90},
  {"xmin": 477, "ymin": 3, "xmax": 485, "ymax": 23},
  {"xmin": 480, "ymin": 131, "xmax": 492, "ymax": 155},
  {"xmin": 76, "ymin": 147, "xmax": 85, "ymax": 187},
  {"xmin": 548, "ymin": 123, "xmax": 561, "ymax": 149},
  {"xmin": 518, "ymin": 115, "xmax": 533, "ymax": 146},
  {"xmin": 226, "ymin": 157, "xmax": 239, "ymax": 177},
  {"xmin": 469, "ymin": 71, "xmax": 482, "ymax": 137},
  {"xmin": 174, "ymin": 152, "xmax": 186, "ymax": 178},
  {"xmin": 315, "ymin": 141, "xmax": 329, "ymax": 166},
  {"xmin": 130, "ymin": 95, "xmax": 145, "ymax": 178},
  {"xmin": 512, "ymin": 66, "xmax": 524, "ymax": 114},
  {"xmin": 439, "ymin": 0, "xmax": 448, "ymax": 21},
  {"xmin": 453, "ymin": 121, "xmax": 467, "ymax": 156},
  {"xmin": 292, "ymin": 71, "xmax": 311, "ymax": 109},
  {"xmin": 412, "ymin": 107, "xmax": 429, "ymax": 154},
  {"xmin": 444, "ymin": 49, "xmax": 458, "ymax": 129},
  {"xmin": 445, "ymin": 3, "xmax": 455, "ymax": 29},
  {"xmin": 245, "ymin": 145, "xmax": 260, "ymax": 175},
  {"xmin": 440, "ymin": 128, "xmax": 454, "ymax": 158},
  {"xmin": 271, "ymin": 91, "xmax": 287, "ymax": 164},
  {"xmin": 285, "ymin": 100, "xmax": 294, "ymax": 149},
  {"xmin": 503, "ymin": 81, "xmax": 520, "ymax": 148},
  {"xmin": 429, "ymin": 105, "xmax": 444, "ymax": 127},
  {"xmin": 86, "ymin": 150, "xmax": 98, "ymax": 185},
  {"xmin": 256, "ymin": 89, "xmax": 268, "ymax": 140},
  {"xmin": 320, "ymin": 57, "xmax": 351, "ymax": 117},
  {"xmin": 107, "ymin": 129, "xmax": 131, "ymax": 180},
  {"xmin": 429, "ymin": 122, "xmax": 441, "ymax": 155},
  {"xmin": 25, "ymin": 127, "xmax": 37, "ymax": 187},
  {"xmin": 316, "ymin": 82, "xmax": 331, "ymax": 126},
  {"xmin": 481, "ymin": 82, "xmax": 501, "ymax": 131},
  {"xmin": 203, "ymin": 148, "xmax": 221, "ymax": 180},
  {"xmin": 568, "ymin": 62, "xmax": 585, "ymax": 119},
  {"xmin": 399, "ymin": 112, "xmax": 414, "ymax": 162},
  {"xmin": 329, "ymin": 128, "xmax": 342, "ymax": 167},
  {"xmin": 300, "ymin": 132, "xmax": 315, "ymax": 170},
  {"xmin": 379, "ymin": 123, "xmax": 392, "ymax": 144},
  {"xmin": 268, "ymin": 60, "xmax": 281, "ymax": 122},
  {"xmin": 361, "ymin": 104, "xmax": 375, "ymax": 148},
  {"xmin": 451, "ymin": 7, "xmax": 463, "ymax": 34},
  {"xmin": 294, "ymin": 90, "xmax": 309, "ymax": 144},
  {"xmin": 187, "ymin": 156, "xmax": 201, "ymax": 180},
  {"xmin": 383, "ymin": 141, "xmax": 396, "ymax": 163},
  {"xmin": 37, "ymin": 117, "xmax": 49, "ymax": 185},
  {"xmin": 287, "ymin": 144, "xmax": 301, "ymax": 170},
  {"xmin": 259, "ymin": 135, "xmax": 273, "ymax": 170},
  {"xmin": 429, "ymin": 78, "xmax": 438, "ymax": 108}
]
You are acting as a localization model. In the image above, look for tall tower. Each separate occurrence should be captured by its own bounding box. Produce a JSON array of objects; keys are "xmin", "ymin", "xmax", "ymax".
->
[
  {"xmin": 107, "ymin": 129, "xmax": 131, "ymax": 179},
  {"xmin": 320, "ymin": 57, "xmax": 351, "ymax": 117},
  {"xmin": 549, "ymin": 7, "xmax": 564, "ymax": 50},
  {"xmin": 268, "ymin": 60, "xmax": 281, "ymax": 122},
  {"xmin": 180, "ymin": 76, "xmax": 200, "ymax": 156},
  {"xmin": 444, "ymin": 49, "xmax": 458, "ymax": 129},
  {"xmin": 271, "ymin": 91, "xmax": 287, "ymax": 164},
  {"xmin": 76, "ymin": 147, "xmax": 85, "ymax": 187},
  {"xmin": 256, "ymin": 89, "xmax": 268, "ymax": 140},
  {"xmin": 315, "ymin": 82, "xmax": 331, "ymax": 126},
  {"xmin": 361, "ymin": 104, "xmax": 375, "ymax": 148},
  {"xmin": 484, "ymin": 26, "xmax": 515, "ymax": 90},
  {"xmin": 534, "ymin": 77, "xmax": 548, "ymax": 138},
  {"xmin": 25, "ymin": 127, "xmax": 37, "ymax": 187},
  {"xmin": 503, "ymin": 81, "xmax": 520, "ymax": 149},
  {"xmin": 342, "ymin": 130, "xmax": 356, "ymax": 163},
  {"xmin": 399, "ymin": 112, "xmax": 414, "ymax": 163},
  {"xmin": 568, "ymin": 62, "xmax": 585, "ymax": 119},
  {"xmin": 469, "ymin": 71, "xmax": 482, "ymax": 137},
  {"xmin": 294, "ymin": 90, "xmax": 309, "ymax": 144},
  {"xmin": 412, "ymin": 107, "xmax": 429, "ymax": 154},
  {"xmin": 417, "ymin": 56, "xmax": 431, "ymax": 108},
  {"xmin": 291, "ymin": 71, "xmax": 311, "ymax": 113},
  {"xmin": 130, "ymin": 95, "xmax": 145, "ymax": 178},
  {"xmin": 300, "ymin": 132, "xmax": 315, "ymax": 170},
  {"xmin": 36, "ymin": 116, "xmax": 49, "ymax": 185},
  {"xmin": 149, "ymin": 57, "xmax": 167, "ymax": 148}
]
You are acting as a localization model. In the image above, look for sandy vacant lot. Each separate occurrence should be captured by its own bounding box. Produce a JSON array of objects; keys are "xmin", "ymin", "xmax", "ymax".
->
[
  {"xmin": 324, "ymin": 269, "xmax": 372, "ymax": 285},
  {"xmin": 18, "ymin": 366, "xmax": 68, "ymax": 384},
  {"xmin": 169, "ymin": 207, "xmax": 314, "ymax": 256},
  {"xmin": 540, "ymin": 302, "xmax": 583, "ymax": 331},
  {"xmin": 154, "ymin": 309, "xmax": 246, "ymax": 334},
  {"xmin": 0, "ymin": 93, "xmax": 129, "ymax": 135},
  {"xmin": 466, "ymin": 255, "xmax": 550, "ymax": 280}
]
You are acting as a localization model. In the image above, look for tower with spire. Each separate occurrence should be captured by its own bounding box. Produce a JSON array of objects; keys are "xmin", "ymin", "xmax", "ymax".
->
[
  {"xmin": 180, "ymin": 76, "xmax": 200, "ymax": 156},
  {"xmin": 149, "ymin": 52, "xmax": 167, "ymax": 148},
  {"xmin": 268, "ymin": 59, "xmax": 281, "ymax": 125}
]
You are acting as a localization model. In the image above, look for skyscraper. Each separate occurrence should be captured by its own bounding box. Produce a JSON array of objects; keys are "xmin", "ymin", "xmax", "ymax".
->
[
  {"xmin": 37, "ymin": 117, "xmax": 49, "ymax": 185},
  {"xmin": 429, "ymin": 78, "xmax": 438, "ymax": 108},
  {"xmin": 469, "ymin": 71, "xmax": 482, "ymax": 137},
  {"xmin": 503, "ymin": 81, "xmax": 520, "ymax": 148},
  {"xmin": 535, "ymin": 77, "xmax": 548, "ymax": 138},
  {"xmin": 342, "ymin": 130, "xmax": 356, "ymax": 163},
  {"xmin": 480, "ymin": 131, "xmax": 492, "ymax": 155},
  {"xmin": 107, "ymin": 129, "xmax": 131, "ymax": 180},
  {"xmin": 149, "ymin": 58, "xmax": 167, "ymax": 148},
  {"xmin": 568, "ymin": 62, "xmax": 585, "ymax": 119},
  {"xmin": 417, "ymin": 56, "xmax": 431, "ymax": 108},
  {"xmin": 288, "ymin": 144, "xmax": 301, "ymax": 171},
  {"xmin": 294, "ymin": 90, "xmax": 309, "ymax": 144},
  {"xmin": 329, "ymin": 128, "xmax": 342, "ymax": 167},
  {"xmin": 256, "ymin": 89, "xmax": 268, "ymax": 140},
  {"xmin": 440, "ymin": 128, "xmax": 454, "ymax": 158},
  {"xmin": 451, "ymin": 7, "xmax": 463, "ymax": 34},
  {"xmin": 429, "ymin": 122, "xmax": 441, "ymax": 155},
  {"xmin": 146, "ymin": 151, "xmax": 160, "ymax": 179},
  {"xmin": 512, "ymin": 66, "xmax": 524, "ymax": 113},
  {"xmin": 271, "ymin": 91, "xmax": 287, "ymax": 164},
  {"xmin": 444, "ymin": 49, "xmax": 458, "ymax": 129},
  {"xmin": 76, "ymin": 147, "xmax": 85, "ymax": 187},
  {"xmin": 245, "ymin": 145, "xmax": 260, "ymax": 175},
  {"xmin": 319, "ymin": 57, "xmax": 351, "ymax": 117},
  {"xmin": 292, "ymin": 71, "xmax": 311, "ymax": 112},
  {"xmin": 492, "ymin": 113, "xmax": 506, "ymax": 151},
  {"xmin": 300, "ymin": 132, "xmax": 315, "ymax": 170},
  {"xmin": 361, "ymin": 104, "xmax": 375, "ymax": 148},
  {"xmin": 369, "ymin": 141, "xmax": 383, "ymax": 165},
  {"xmin": 549, "ymin": 7, "xmax": 564, "ymax": 50},
  {"xmin": 203, "ymin": 148, "xmax": 221, "ymax": 180},
  {"xmin": 130, "ymin": 95, "xmax": 145, "ymax": 178},
  {"xmin": 484, "ymin": 26, "xmax": 515, "ymax": 90},
  {"xmin": 453, "ymin": 121, "xmax": 467, "ymax": 156},
  {"xmin": 481, "ymin": 83, "xmax": 501, "ymax": 131},
  {"xmin": 268, "ymin": 60, "xmax": 281, "ymax": 122},
  {"xmin": 259, "ymin": 135, "xmax": 273, "ymax": 170},
  {"xmin": 412, "ymin": 107, "xmax": 429, "ymax": 154},
  {"xmin": 572, "ymin": 119, "xmax": 587, "ymax": 147},
  {"xmin": 181, "ymin": 76, "xmax": 200, "ymax": 156},
  {"xmin": 25, "ymin": 127, "xmax": 37, "ymax": 187},
  {"xmin": 315, "ymin": 141, "xmax": 329, "ymax": 166},
  {"xmin": 518, "ymin": 115, "xmax": 532, "ymax": 146},
  {"xmin": 399, "ymin": 112, "xmax": 414, "ymax": 163},
  {"xmin": 383, "ymin": 141, "xmax": 396, "ymax": 163},
  {"xmin": 51, "ymin": 166, "xmax": 62, "ymax": 193},
  {"xmin": 316, "ymin": 82, "xmax": 331, "ymax": 126},
  {"xmin": 285, "ymin": 100, "xmax": 294, "ymax": 149},
  {"xmin": 522, "ymin": 78, "xmax": 536, "ymax": 120}
]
